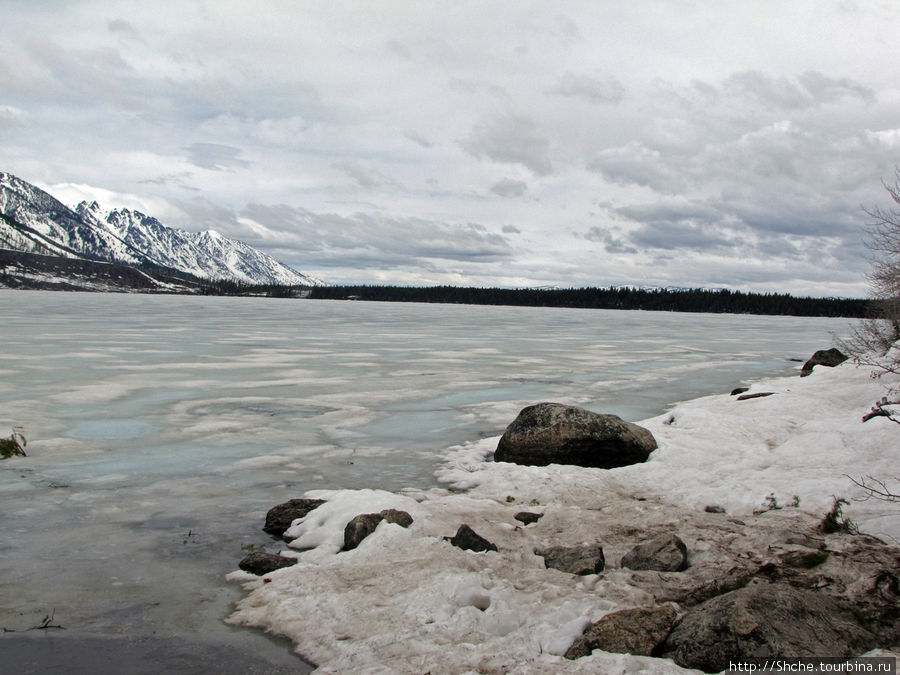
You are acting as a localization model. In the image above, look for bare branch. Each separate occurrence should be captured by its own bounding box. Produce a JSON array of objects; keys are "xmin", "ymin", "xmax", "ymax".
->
[{"xmin": 847, "ymin": 475, "xmax": 900, "ymax": 503}]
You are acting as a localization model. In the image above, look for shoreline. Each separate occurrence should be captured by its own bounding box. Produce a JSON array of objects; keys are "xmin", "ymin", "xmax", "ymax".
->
[{"xmin": 229, "ymin": 357, "xmax": 900, "ymax": 672}]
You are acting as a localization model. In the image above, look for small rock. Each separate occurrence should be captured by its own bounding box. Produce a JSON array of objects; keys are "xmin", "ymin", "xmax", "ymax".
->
[
  {"xmin": 779, "ymin": 549, "xmax": 829, "ymax": 569},
  {"xmin": 782, "ymin": 533, "xmax": 825, "ymax": 550},
  {"xmin": 736, "ymin": 392, "xmax": 775, "ymax": 400},
  {"xmin": 565, "ymin": 604, "xmax": 679, "ymax": 659},
  {"xmin": 535, "ymin": 544, "xmax": 605, "ymax": 575},
  {"xmin": 621, "ymin": 534, "xmax": 689, "ymax": 572},
  {"xmin": 343, "ymin": 509, "xmax": 414, "ymax": 551},
  {"xmin": 800, "ymin": 348, "xmax": 848, "ymax": 377},
  {"xmin": 730, "ymin": 387, "xmax": 750, "ymax": 396},
  {"xmin": 445, "ymin": 524, "xmax": 497, "ymax": 552},
  {"xmin": 514, "ymin": 511, "xmax": 543, "ymax": 525},
  {"xmin": 263, "ymin": 498, "xmax": 325, "ymax": 539},
  {"xmin": 239, "ymin": 551, "xmax": 298, "ymax": 575},
  {"xmin": 379, "ymin": 508, "xmax": 414, "ymax": 528},
  {"xmin": 343, "ymin": 513, "xmax": 385, "ymax": 551},
  {"xmin": 704, "ymin": 505, "xmax": 726, "ymax": 514}
]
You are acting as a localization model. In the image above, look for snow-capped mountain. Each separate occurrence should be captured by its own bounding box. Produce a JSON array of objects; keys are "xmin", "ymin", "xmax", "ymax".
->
[
  {"xmin": 0, "ymin": 172, "xmax": 153, "ymax": 265},
  {"xmin": 75, "ymin": 200, "xmax": 322, "ymax": 286},
  {"xmin": 0, "ymin": 171, "xmax": 323, "ymax": 286}
]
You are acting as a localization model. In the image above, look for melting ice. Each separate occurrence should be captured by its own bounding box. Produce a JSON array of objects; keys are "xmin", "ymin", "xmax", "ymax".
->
[{"xmin": 0, "ymin": 290, "xmax": 854, "ymax": 664}]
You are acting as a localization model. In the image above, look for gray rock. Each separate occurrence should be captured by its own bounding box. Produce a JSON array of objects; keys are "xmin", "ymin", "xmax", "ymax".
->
[
  {"xmin": 730, "ymin": 387, "xmax": 750, "ymax": 396},
  {"xmin": 536, "ymin": 544, "xmax": 605, "ymax": 576},
  {"xmin": 801, "ymin": 348, "xmax": 848, "ymax": 377},
  {"xmin": 238, "ymin": 551, "xmax": 298, "ymax": 575},
  {"xmin": 514, "ymin": 511, "xmax": 543, "ymax": 526},
  {"xmin": 494, "ymin": 403, "xmax": 658, "ymax": 469},
  {"xmin": 263, "ymin": 498, "xmax": 325, "ymax": 539},
  {"xmin": 659, "ymin": 582, "xmax": 875, "ymax": 673},
  {"xmin": 445, "ymin": 524, "xmax": 497, "ymax": 552},
  {"xmin": 565, "ymin": 604, "xmax": 679, "ymax": 659},
  {"xmin": 704, "ymin": 505, "xmax": 726, "ymax": 514},
  {"xmin": 343, "ymin": 513, "xmax": 385, "ymax": 551},
  {"xmin": 342, "ymin": 509, "xmax": 414, "ymax": 551},
  {"xmin": 379, "ymin": 508, "xmax": 414, "ymax": 528},
  {"xmin": 621, "ymin": 534, "xmax": 688, "ymax": 572},
  {"xmin": 736, "ymin": 392, "xmax": 775, "ymax": 400}
]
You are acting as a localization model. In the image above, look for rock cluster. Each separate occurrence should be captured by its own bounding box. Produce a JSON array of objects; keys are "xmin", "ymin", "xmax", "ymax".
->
[
  {"xmin": 660, "ymin": 582, "xmax": 875, "ymax": 672},
  {"xmin": 247, "ymin": 392, "xmax": 897, "ymax": 670}
]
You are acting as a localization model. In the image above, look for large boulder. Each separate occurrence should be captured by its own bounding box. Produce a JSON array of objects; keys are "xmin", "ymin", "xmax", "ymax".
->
[
  {"xmin": 621, "ymin": 534, "xmax": 689, "ymax": 572},
  {"xmin": 263, "ymin": 498, "xmax": 325, "ymax": 539},
  {"xmin": 494, "ymin": 403, "xmax": 658, "ymax": 468},
  {"xmin": 659, "ymin": 582, "xmax": 875, "ymax": 673},
  {"xmin": 800, "ymin": 348, "xmax": 848, "ymax": 377},
  {"xmin": 535, "ymin": 544, "xmax": 605, "ymax": 576},
  {"xmin": 565, "ymin": 604, "xmax": 679, "ymax": 659}
]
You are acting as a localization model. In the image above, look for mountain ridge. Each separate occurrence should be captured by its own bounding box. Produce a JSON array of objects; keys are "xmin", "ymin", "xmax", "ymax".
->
[{"xmin": 0, "ymin": 172, "xmax": 322, "ymax": 288}]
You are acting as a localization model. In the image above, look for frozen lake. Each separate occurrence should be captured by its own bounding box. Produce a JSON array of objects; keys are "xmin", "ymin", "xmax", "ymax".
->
[{"xmin": 0, "ymin": 290, "xmax": 852, "ymax": 667}]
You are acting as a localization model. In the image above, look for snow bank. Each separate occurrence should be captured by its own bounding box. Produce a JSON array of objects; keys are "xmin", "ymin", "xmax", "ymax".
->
[{"xmin": 228, "ymin": 360, "xmax": 899, "ymax": 673}]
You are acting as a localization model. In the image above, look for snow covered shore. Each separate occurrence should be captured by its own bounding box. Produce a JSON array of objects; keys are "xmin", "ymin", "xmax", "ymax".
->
[{"xmin": 227, "ymin": 358, "xmax": 899, "ymax": 673}]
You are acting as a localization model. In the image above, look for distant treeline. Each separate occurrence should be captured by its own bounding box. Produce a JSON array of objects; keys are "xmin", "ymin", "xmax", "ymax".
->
[{"xmin": 198, "ymin": 279, "xmax": 869, "ymax": 317}]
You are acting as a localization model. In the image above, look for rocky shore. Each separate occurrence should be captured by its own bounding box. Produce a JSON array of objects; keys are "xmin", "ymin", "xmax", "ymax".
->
[{"xmin": 228, "ymin": 351, "xmax": 899, "ymax": 673}]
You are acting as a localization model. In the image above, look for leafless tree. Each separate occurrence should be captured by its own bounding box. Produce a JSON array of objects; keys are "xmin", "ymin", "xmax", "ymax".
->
[{"xmin": 840, "ymin": 170, "xmax": 900, "ymax": 424}]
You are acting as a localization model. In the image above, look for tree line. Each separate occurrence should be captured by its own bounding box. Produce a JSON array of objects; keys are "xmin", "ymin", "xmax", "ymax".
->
[{"xmin": 197, "ymin": 279, "xmax": 869, "ymax": 317}]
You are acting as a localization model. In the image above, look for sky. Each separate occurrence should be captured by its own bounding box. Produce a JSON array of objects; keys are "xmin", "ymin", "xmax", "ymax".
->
[{"xmin": 2, "ymin": 1, "xmax": 899, "ymax": 296}]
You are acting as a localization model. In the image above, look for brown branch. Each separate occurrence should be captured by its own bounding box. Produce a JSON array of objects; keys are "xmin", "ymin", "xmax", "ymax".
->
[
  {"xmin": 846, "ymin": 475, "xmax": 900, "ymax": 503},
  {"xmin": 861, "ymin": 398, "xmax": 900, "ymax": 424}
]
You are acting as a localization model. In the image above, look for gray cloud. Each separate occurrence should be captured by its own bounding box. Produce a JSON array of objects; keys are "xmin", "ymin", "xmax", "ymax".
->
[
  {"xmin": 404, "ymin": 131, "xmax": 433, "ymax": 148},
  {"xmin": 5, "ymin": 2, "xmax": 896, "ymax": 296},
  {"xmin": 587, "ymin": 142, "xmax": 686, "ymax": 194},
  {"xmin": 490, "ymin": 179, "xmax": 528, "ymax": 198},
  {"xmin": 386, "ymin": 39, "xmax": 411, "ymax": 60},
  {"xmin": 183, "ymin": 143, "xmax": 251, "ymax": 171},
  {"xmin": 239, "ymin": 204, "xmax": 514, "ymax": 268},
  {"xmin": 461, "ymin": 114, "xmax": 552, "ymax": 175},
  {"xmin": 333, "ymin": 160, "xmax": 398, "ymax": 190},
  {"xmin": 550, "ymin": 72, "xmax": 625, "ymax": 104},
  {"xmin": 612, "ymin": 200, "xmax": 737, "ymax": 252},
  {"xmin": 107, "ymin": 19, "xmax": 139, "ymax": 37},
  {"xmin": 584, "ymin": 226, "xmax": 637, "ymax": 254},
  {"xmin": 0, "ymin": 105, "xmax": 26, "ymax": 127},
  {"xmin": 724, "ymin": 70, "xmax": 874, "ymax": 109}
]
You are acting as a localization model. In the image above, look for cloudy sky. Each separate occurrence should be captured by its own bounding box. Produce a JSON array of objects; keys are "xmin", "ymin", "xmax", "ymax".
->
[{"xmin": 3, "ymin": 1, "xmax": 899, "ymax": 295}]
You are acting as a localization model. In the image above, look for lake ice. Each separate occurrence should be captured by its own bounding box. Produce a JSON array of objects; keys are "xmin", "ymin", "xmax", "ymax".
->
[{"xmin": 0, "ymin": 290, "xmax": 856, "ymax": 667}]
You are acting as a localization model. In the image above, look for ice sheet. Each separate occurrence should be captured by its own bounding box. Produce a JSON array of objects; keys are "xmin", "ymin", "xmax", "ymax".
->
[{"xmin": 0, "ymin": 289, "xmax": 859, "ymax": 669}]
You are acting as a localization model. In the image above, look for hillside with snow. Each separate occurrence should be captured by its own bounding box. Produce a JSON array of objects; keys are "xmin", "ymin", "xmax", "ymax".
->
[{"xmin": 0, "ymin": 172, "xmax": 322, "ymax": 288}]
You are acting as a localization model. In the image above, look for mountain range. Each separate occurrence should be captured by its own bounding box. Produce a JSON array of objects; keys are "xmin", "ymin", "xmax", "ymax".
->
[{"xmin": 0, "ymin": 172, "xmax": 322, "ymax": 291}]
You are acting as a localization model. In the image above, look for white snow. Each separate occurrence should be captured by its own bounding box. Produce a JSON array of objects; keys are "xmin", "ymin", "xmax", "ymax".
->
[{"xmin": 228, "ymin": 358, "xmax": 900, "ymax": 673}]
